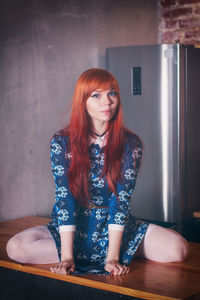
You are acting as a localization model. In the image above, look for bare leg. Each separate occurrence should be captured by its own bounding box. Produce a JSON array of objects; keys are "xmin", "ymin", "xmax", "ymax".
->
[
  {"xmin": 136, "ymin": 224, "xmax": 189, "ymax": 262},
  {"xmin": 6, "ymin": 225, "xmax": 59, "ymax": 264}
]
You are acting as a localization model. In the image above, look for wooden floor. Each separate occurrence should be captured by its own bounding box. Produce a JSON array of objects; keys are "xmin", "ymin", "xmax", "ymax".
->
[{"xmin": 0, "ymin": 216, "xmax": 200, "ymax": 300}]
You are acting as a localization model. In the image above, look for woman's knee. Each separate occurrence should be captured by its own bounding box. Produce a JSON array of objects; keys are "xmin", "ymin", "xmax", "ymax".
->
[
  {"xmin": 169, "ymin": 235, "xmax": 189, "ymax": 262},
  {"xmin": 6, "ymin": 235, "xmax": 27, "ymax": 263},
  {"xmin": 143, "ymin": 224, "xmax": 189, "ymax": 263}
]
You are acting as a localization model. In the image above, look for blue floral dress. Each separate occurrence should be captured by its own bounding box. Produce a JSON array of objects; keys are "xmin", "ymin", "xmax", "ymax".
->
[{"xmin": 47, "ymin": 131, "xmax": 149, "ymax": 275}]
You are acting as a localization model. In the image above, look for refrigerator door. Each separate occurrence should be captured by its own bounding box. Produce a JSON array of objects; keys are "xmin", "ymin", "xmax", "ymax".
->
[
  {"xmin": 106, "ymin": 44, "xmax": 185, "ymax": 223},
  {"xmin": 185, "ymin": 46, "xmax": 200, "ymax": 220}
]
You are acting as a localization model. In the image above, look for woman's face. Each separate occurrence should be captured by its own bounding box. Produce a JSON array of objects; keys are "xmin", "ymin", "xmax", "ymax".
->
[{"xmin": 86, "ymin": 88, "xmax": 119, "ymax": 125}]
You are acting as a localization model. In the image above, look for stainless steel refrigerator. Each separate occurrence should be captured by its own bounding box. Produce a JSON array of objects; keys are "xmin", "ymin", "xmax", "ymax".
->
[{"xmin": 106, "ymin": 44, "xmax": 200, "ymax": 232}]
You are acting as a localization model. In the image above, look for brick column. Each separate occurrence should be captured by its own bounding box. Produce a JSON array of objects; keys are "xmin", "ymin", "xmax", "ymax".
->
[{"xmin": 160, "ymin": 0, "xmax": 200, "ymax": 46}]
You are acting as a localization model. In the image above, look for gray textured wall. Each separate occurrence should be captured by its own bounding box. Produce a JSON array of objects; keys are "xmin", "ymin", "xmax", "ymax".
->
[{"xmin": 0, "ymin": 0, "xmax": 159, "ymax": 221}]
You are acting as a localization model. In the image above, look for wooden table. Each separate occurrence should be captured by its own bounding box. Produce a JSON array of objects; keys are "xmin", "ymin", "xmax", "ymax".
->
[{"xmin": 0, "ymin": 216, "xmax": 200, "ymax": 300}]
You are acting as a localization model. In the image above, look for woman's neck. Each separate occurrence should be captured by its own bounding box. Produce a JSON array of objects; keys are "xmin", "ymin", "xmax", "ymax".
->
[
  {"xmin": 89, "ymin": 129, "xmax": 107, "ymax": 138},
  {"xmin": 89, "ymin": 121, "xmax": 108, "ymax": 136}
]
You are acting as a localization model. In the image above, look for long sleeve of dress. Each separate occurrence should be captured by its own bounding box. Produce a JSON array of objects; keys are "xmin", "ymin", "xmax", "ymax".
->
[
  {"xmin": 50, "ymin": 134, "xmax": 76, "ymax": 229},
  {"xmin": 108, "ymin": 136, "xmax": 142, "ymax": 229}
]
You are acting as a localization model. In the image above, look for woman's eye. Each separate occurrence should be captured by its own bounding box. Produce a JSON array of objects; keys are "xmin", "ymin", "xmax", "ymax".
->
[
  {"xmin": 109, "ymin": 91, "xmax": 117, "ymax": 97},
  {"xmin": 91, "ymin": 94, "xmax": 100, "ymax": 98}
]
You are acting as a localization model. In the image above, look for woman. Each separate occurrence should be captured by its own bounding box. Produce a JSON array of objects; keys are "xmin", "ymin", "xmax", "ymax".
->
[{"xmin": 6, "ymin": 68, "xmax": 189, "ymax": 276}]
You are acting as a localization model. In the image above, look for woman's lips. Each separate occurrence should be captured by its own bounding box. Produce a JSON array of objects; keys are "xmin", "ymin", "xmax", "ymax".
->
[{"xmin": 101, "ymin": 110, "xmax": 111, "ymax": 114}]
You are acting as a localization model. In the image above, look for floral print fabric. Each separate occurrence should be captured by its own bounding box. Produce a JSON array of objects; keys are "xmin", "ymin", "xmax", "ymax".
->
[{"xmin": 47, "ymin": 132, "xmax": 149, "ymax": 274}]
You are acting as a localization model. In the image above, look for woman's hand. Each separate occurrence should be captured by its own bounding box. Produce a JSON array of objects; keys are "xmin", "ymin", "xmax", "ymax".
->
[
  {"xmin": 50, "ymin": 259, "xmax": 75, "ymax": 275},
  {"xmin": 104, "ymin": 259, "xmax": 130, "ymax": 275}
]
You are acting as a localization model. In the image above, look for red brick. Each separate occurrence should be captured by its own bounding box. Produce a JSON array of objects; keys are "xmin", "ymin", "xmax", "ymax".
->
[
  {"xmin": 179, "ymin": 17, "xmax": 200, "ymax": 28},
  {"xmin": 185, "ymin": 29, "xmax": 200, "ymax": 39},
  {"xmin": 183, "ymin": 39, "xmax": 200, "ymax": 45},
  {"xmin": 179, "ymin": 0, "xmax": 200, "ymax": 4},
  {"xmin": 159, "ymin": 19, "xmax": 166, "ymax": 30},
  {"xmin": 165, "ymin": 19, "xmax": 179, "ymax": 28},
  {"xmin": 162, "ymin": 7, "xmax": 193, "ymax": 18},
  {"xmin": 160, "ymin": 0, "xmax": 176, "ymax": 7},
  {"xmin": 194, "ymin": 6, "xmax": 200, "ymax": 14},
  {"xmin": 161, "ymin": 30, "xmax": 182, "ymax": 42}
]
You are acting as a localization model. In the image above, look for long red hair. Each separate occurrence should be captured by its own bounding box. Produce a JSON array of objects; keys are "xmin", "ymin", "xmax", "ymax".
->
[{"xmin": 63, "ymin": 68, "xmax": 126, "ymax": 207}]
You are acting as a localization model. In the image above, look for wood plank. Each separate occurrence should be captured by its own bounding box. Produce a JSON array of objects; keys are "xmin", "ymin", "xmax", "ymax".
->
[{"xmin": 1, "ymin": 216, "xmax": 200, "ymax": 300}]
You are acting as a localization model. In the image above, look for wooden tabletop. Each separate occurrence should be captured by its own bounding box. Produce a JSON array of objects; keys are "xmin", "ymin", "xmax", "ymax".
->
[
  {"xmin": 193, "ymin": 211, "xmax": 200, "ymax": 218},
  {"xmin": 0, "ymin": 216, "xmax": 200, "ymax": 300}
]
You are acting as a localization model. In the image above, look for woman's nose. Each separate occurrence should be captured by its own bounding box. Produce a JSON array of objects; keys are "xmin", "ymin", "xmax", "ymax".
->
[{"xmin": 102, "ymin": 94, "xmax": 111, "ymax": 105}]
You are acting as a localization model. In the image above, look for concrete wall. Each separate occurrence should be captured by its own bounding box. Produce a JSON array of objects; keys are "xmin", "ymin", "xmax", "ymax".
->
[{"xmin": 0, "ymin": 0, "xmax": 159, "ymax": 221}]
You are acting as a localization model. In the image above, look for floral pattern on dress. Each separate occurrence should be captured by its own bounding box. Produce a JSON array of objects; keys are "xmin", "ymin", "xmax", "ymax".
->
[
  {"xmin": 47, "ymin": 132, "xmax": 149, "ymax": 275},
  {"xmin": 53, "ymin": 165, "xmax": 65, "ymax": 176},
  {"xmin": 92, "ymin": 195, "xmax": 104, "ymax": 205}
]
